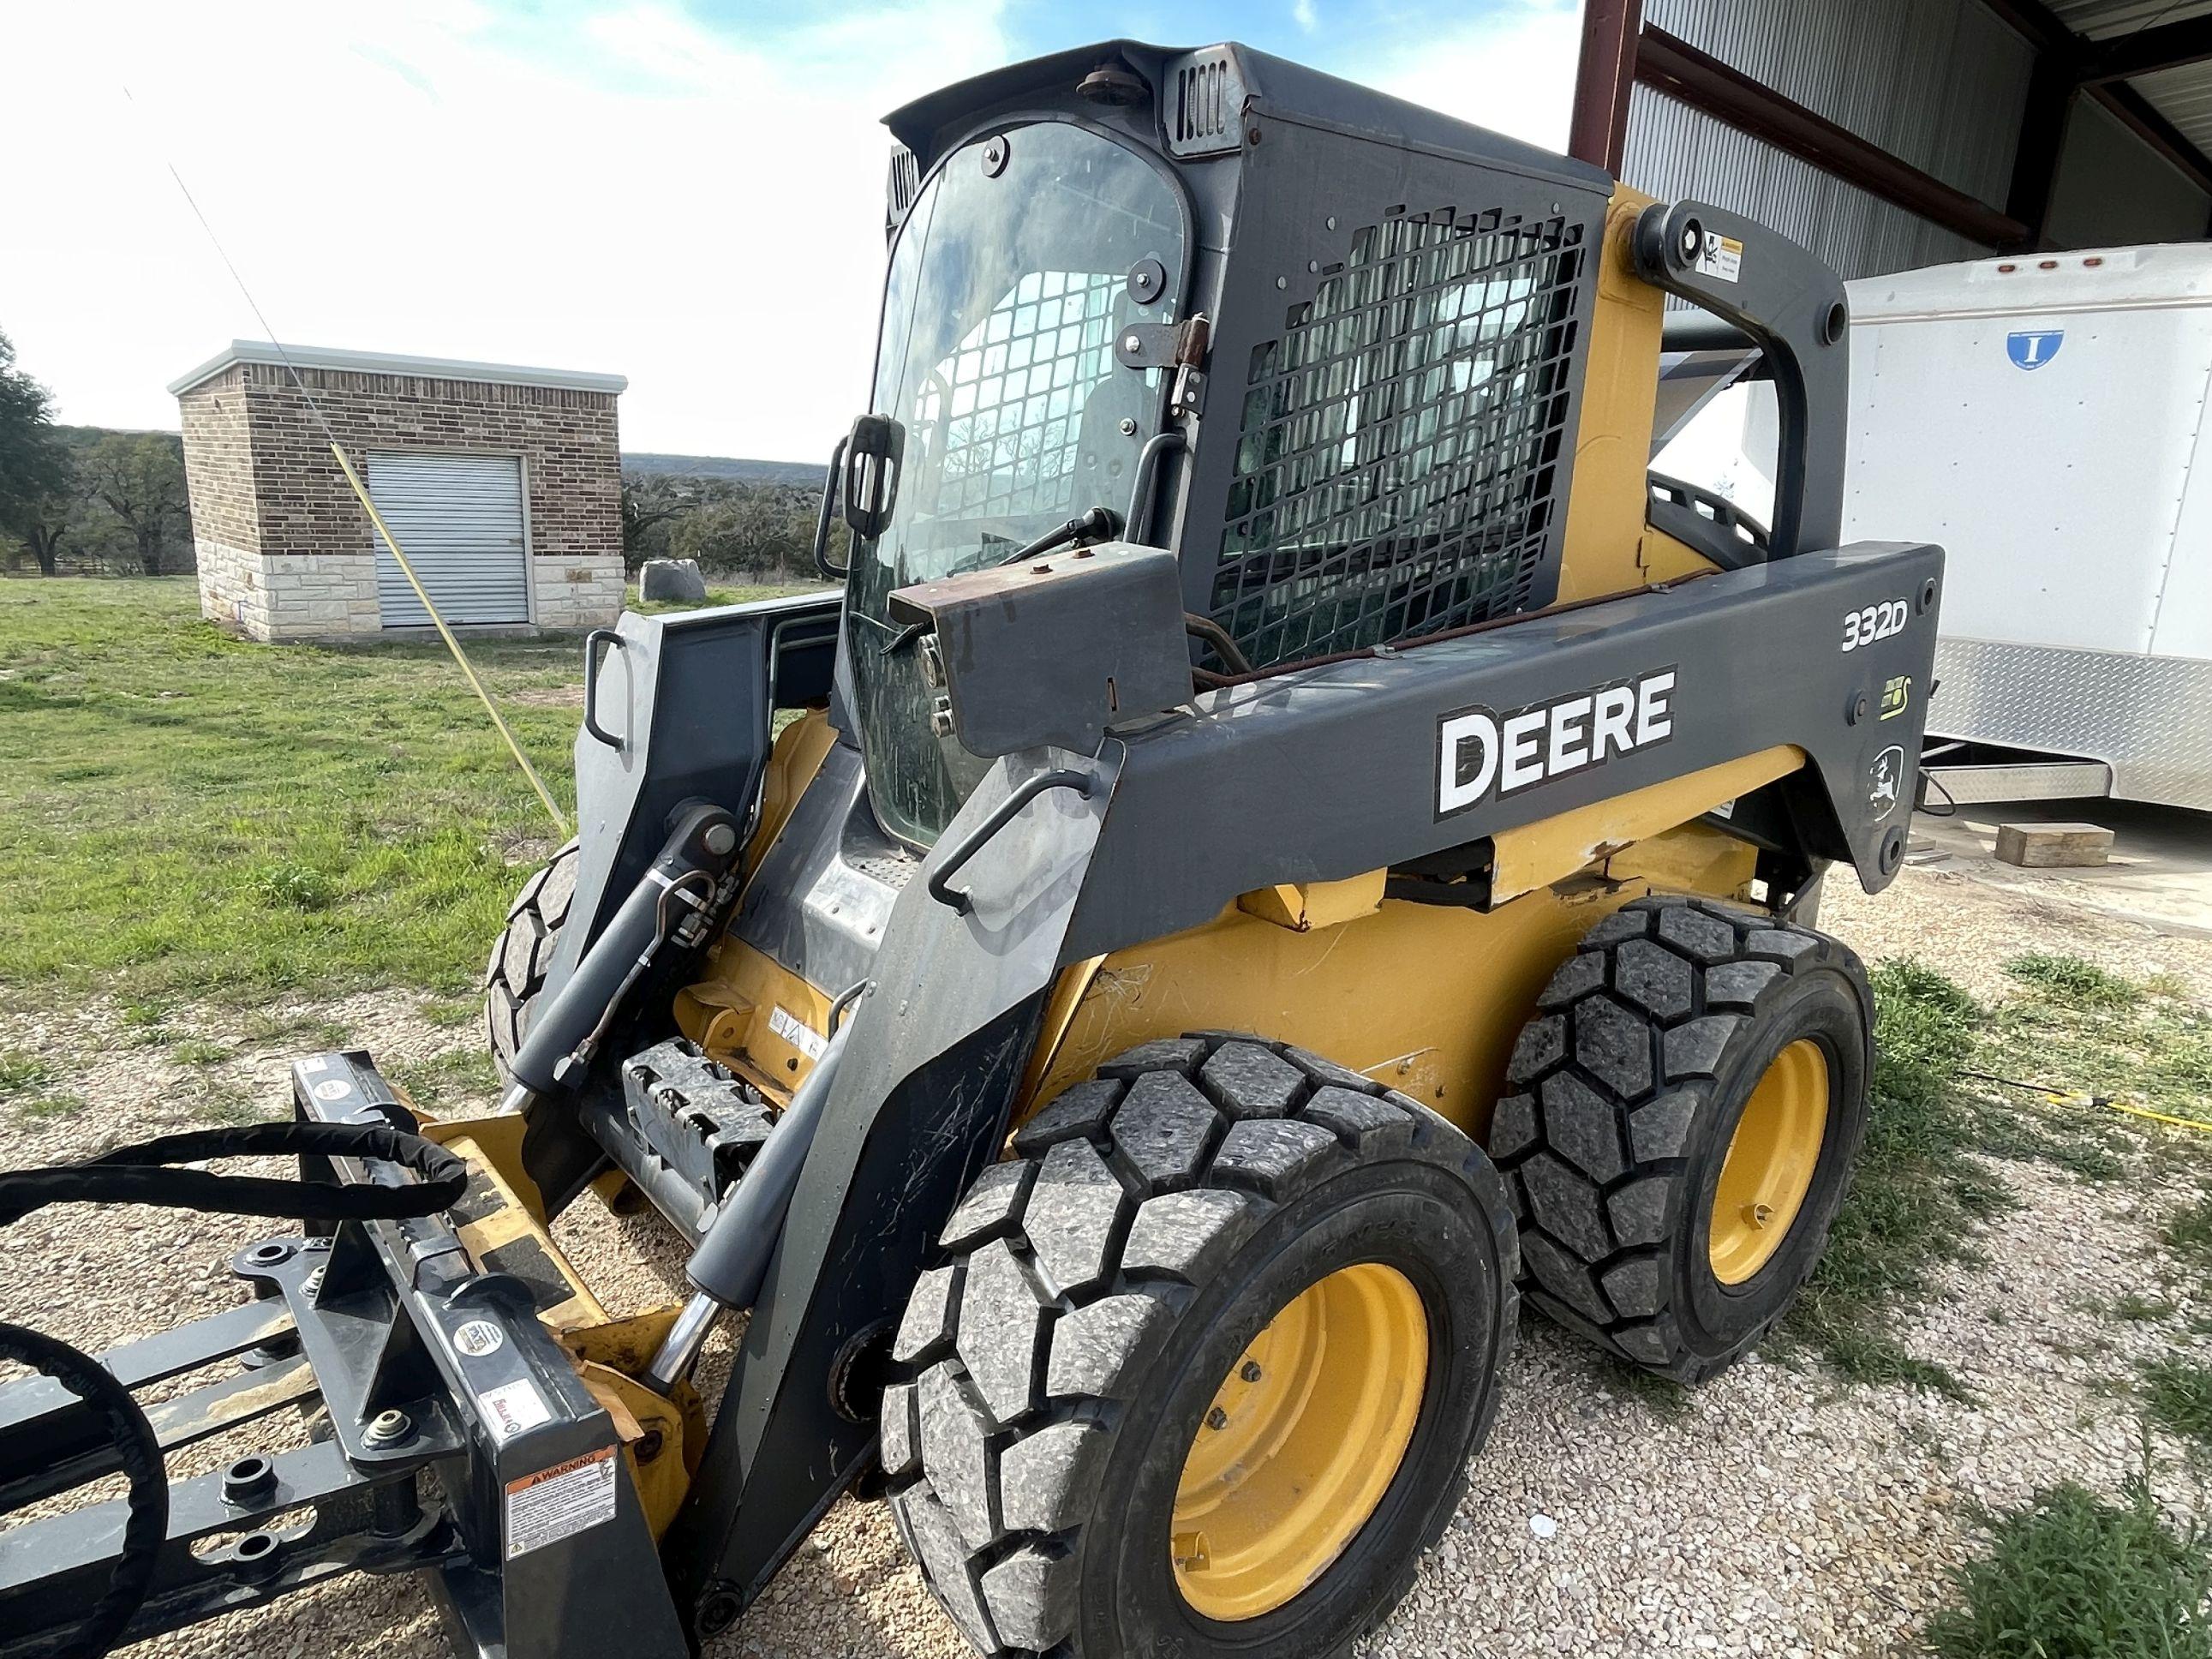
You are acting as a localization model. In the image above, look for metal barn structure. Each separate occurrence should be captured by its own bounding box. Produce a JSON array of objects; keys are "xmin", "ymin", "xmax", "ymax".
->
[{"xmin": 1572, "ymin": 0, "xmax": 2212, "ymax": 276}]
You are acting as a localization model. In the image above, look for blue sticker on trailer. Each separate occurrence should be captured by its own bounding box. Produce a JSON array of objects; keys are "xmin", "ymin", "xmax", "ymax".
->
[{"xmin": 2006, "ymin": 330, "xmax": 2064, "ymax": 369}]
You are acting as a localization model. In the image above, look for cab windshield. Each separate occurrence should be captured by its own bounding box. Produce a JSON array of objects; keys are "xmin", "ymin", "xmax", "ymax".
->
[{"xmin": 850, "ymin": 121, "xmax": 1185, "ymax": 847}]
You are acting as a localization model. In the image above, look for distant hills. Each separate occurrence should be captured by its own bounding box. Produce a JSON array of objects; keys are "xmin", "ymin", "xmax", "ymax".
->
[{"xmin": 623, "ymin": 452, "xmax": 822, "ymax": 487}]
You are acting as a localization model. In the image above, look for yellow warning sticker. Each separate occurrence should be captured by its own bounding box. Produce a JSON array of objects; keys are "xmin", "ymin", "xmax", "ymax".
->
[{"xmin": 504, "ymin": 1445, "xmax": 619, "ymax": 1559}]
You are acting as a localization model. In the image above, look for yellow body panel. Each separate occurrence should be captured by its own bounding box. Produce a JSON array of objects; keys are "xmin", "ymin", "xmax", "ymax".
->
[
  {"xmin": 1235, "ymin": 869, "xmax": 1388, "ymax": 931},
  {"xmin": 752, "ymin": 710, "xmax": 837, "ymax": 872},
  {"xmin": 1489, "ymin": 746, "xmax": 1801, "ymax": 902},
  {"xmin": 1555, "ymin": 185, "xmax": 1720, "ymax": 604},
  {"xmin": 1025, "ymin": 819, "xmax": 1757, "ymax": 1141},
  {"xmin": 672, "ymin": 710, "xmax": 840, "ymax": 1102}
]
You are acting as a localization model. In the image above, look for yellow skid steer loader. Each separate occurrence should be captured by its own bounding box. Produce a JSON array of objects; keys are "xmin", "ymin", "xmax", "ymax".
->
[{"xmin": 2, "ymin": 38, "xmax": 1937, "ymax": 1659}]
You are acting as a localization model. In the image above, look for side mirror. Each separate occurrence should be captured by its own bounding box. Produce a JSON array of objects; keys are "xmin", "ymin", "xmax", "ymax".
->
[{"xmin": 841, "ymin": 414, "xmax": 901, "ymax": 542}]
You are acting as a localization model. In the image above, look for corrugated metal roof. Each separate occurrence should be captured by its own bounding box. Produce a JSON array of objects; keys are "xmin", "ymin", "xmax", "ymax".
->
[
  {"xmin": 1623, "ymin": 87, "xmax": 1988, "ymax": 281},
  {"xmin": 1644, "ymin": 0, "xmax": 2032, "ymax": 207},
  {"xmin": 2047, "ymin": 0, "xmax": 2212, "ymax": 41},
  {"xmin": 2131, "ymin": 61, "xmax": 2212, "ymax": 153},
  {"xmin": 2044, "ymin": 0, "xmax": 2212, "ymax": 159}
]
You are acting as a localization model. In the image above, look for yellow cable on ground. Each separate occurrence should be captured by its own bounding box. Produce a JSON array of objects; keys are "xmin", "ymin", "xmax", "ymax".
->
[
  {"xmin": 328, "ymin": 442, "xmax": 572, "ymax": 840},
  {"xmin": 2051, "ymin": 1091, "xmax": 2212, "ymax": 1135}
]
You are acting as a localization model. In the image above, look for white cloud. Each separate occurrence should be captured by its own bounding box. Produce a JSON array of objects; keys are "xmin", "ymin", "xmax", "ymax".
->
[
  {"xmin": 0, "ymin": 2, "xmax": 1586, "ymax": 458},
  {"xmin": 0, "ymin": 1, "xmax": 1009, "ymax": 458},
  {"xmin": 1294, "ymin": 0, "xmax": 1321, "ymax": 33},
  {"xmin": 1359, "ymin": 0, "xmax": 1582, "ymax": 153}
]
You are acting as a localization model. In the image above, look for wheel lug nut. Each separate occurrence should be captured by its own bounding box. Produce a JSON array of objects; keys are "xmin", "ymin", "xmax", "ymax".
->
[
  {"xmin": 1206, "ymin": 1406, "xmax": 1229, "ymax": 1430},
  {"xmin": 1240, "ymin": 1361, "xmax": 1263, "ymax": 1383}
]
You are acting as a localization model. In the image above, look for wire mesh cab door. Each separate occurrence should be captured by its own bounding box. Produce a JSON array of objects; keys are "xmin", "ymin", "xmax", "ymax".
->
[{"xmin": 1178, "ymin": 69, "xmax": 1611, "ymax": 673}]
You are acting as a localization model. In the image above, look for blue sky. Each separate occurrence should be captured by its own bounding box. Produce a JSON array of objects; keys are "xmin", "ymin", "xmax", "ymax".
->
[{"xmin": 1, "ymin": 1, "xmax": 1581, "ymax": 458}]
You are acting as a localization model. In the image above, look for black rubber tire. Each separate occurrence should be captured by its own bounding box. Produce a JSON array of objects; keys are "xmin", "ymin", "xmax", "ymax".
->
[
  {"xmin": 882, "ymin": 1032, "xmax": 1518, "ymax": 1659},
  {"xmin": 484, "ymin": 840, "xmax": 578, "ymax": 1081},
  {"xmin": 1492, "ymin": 895, "xmax": 1874, "ymax": 1383}
]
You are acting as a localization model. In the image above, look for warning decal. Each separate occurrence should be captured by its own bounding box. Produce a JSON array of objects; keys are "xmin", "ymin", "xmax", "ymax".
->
[
  {"xmin": 505, "ymin": 1446, "xmax": 619, "ymax": 1559},
  {"xmin": 1693, "ymin": 231, "xmax": 1743, "ymax": 283},
  {"xmin": 768, "ymin": 1003, "xmax": 828, "ymax": 1062}
]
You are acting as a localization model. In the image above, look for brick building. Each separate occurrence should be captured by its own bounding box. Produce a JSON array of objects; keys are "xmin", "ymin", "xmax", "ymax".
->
[{"xmin": 171, "ymin": 343, "xmax": 627, "ymax": 640}]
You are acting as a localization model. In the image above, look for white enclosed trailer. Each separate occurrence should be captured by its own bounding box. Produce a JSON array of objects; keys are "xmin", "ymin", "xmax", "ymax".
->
[{"xmin": 1658, "ymin": 244, "xmax": 2212, "ymax": 811}]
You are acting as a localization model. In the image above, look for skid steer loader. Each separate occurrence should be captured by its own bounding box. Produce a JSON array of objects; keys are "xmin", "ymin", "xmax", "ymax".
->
[{"xmin": 1, "ymin": 39, "xmax": 1940, "ymax": 1659}]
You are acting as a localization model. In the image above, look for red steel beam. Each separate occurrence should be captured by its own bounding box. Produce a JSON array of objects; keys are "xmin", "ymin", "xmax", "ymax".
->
[
  {"xmin": 1976, "ymin": 0, "xmax": 2212, "ymax": 201},
  {"xmin": 1634, "ymin": 24, "xmax": 2029, "ymax": 247},
  {"xmin": 1568, "ymin": 0, "xmax": 1642, "ymax": 174},
  {"xmin": 2079, "ymin": 14, "xmax": 2212, "ymax": 86}
]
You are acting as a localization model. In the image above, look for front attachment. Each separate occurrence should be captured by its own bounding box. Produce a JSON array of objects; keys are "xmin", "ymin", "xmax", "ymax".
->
[{"xmin": 0, "ymin": 1053, "xmax": 691, "ymax": 1659}]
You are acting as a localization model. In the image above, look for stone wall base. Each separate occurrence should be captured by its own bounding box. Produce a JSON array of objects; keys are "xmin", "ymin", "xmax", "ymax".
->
[
  {"xmin": 198, "ymin": 541, "xmax": 622, "ymax": 640},
  {"xmin": 530, "ymin": 554, "xmax": 626, "ymax": 632}
]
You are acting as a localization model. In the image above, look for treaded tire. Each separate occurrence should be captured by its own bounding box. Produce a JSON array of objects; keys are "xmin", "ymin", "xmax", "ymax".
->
[
  {"xmin": 1492, "ymin": 895, "xmax": 1873, "ymax": 1383},
  {"xmin": 882, "ymin": 1031, "xmax": 1517, "ymax": 1659},
  {"xmin": 484, "ymin": 840, "xmax": 578, "ymax": 1081}
]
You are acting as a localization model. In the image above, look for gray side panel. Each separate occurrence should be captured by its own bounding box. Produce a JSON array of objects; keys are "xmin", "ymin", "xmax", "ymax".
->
[
  {"xmin": 552, "ymin": 590, "xmax": 842, "ymax": 996},
  {"xmin": 1930, "ymin": 636, "xmax": 2212, "ymax": 811},
  {"xmin": 1070, "ymin": 542, "xmax": 1944, "ymax": 961},
  {"xmin": 728, "ymin": 741, "xmax": 912, "ymax": 998},
  {"xmin": 665, "ymin": 751, "xmax": 1113, "ymax": 1618}
]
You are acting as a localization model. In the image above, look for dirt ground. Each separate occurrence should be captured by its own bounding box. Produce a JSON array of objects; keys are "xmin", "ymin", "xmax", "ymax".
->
[{"xmin": 3, "ymin": 859, "xmax": 2209, "ymax": 1658}]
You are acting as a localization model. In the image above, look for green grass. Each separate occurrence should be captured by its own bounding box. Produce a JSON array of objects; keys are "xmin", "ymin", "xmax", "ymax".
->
[
  {"xmin": 2143, "ymin": 1357, "xmax": 2212, "ymax": 1452},
  {"xmin": 2113, "ymin": 1291, "xmax": 2179, "ymax": 1324},
  {"xmin": 2168, "ymin": 1196, "xmax": 2212, "ymax": 1272},
  {"xmin": 0, "ymin": 577, "xmax": 796, "ymax": 1009},
  {"xmin": 15, "ymin": 1092, "xmax": 86, "ymax": 1120},
  {"xmin": 419, "ymin": 995, "xmax": 481, "ymax": 1029},
  {"xmin": 388, "ymin": 1047, "xmax": 501, "ymax": 1114},
  {"xmin": 1983, "ymin": 953, "xmax": 2212, "ymax": 1136},
  {"xmin": 0, "ymin": 1049, "xmax": 52, "ymax": 1094},
  {"xmin": 1596, "ymin": 1353, "xmax": 1690, "ymax": 1419},
  {"xmin": 2004, "ymin": 952, "xmax": 2142, "ymax": 1012},
  {"xmin": 624, "ymin": 580, "xmax": 819, "ymax": 617},
  {"xmin": 1779, "ymin": 959, "xmax": 2010, "ymax": 1395},
  {"xmin": 170, "ymin": 1037, "xmax": 230, "ymax": 1066},
  {"xmin": 1924, "ymin": 1473, "xmax": 2211, "ymax": 1659}
]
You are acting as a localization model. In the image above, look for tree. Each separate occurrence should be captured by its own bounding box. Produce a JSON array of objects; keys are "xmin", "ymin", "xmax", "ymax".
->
[
  {"xmin": 0, "ymin": 329, "xmax": 72, "ymax": 574},
  {"xmin": 81, "ymin": 433, "xmax": 188, "ymax": 576},
  {"xmin": 13, "ymin": 462, "xmax": 75, "ymax": 576},
  {"xmin": 620, "ymin": 476, "xmax": 693, "ymax": 572},
  {"xmin": 670, "ymin": 491, "xmax": 800, "ymax": 576}
]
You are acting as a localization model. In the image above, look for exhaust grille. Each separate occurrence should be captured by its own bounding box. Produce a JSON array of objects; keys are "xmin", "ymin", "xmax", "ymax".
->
[
  {"xmin": 1209, "ymin": 207, "xmax": 1587, "ymax": 673},
  {"xmin": 1165, "ymin": 47, "xmax": 1246, "ymax": 157},
  {"xmin": 887, "ymin": 143, "xmax": 921, "ymax": 231}
]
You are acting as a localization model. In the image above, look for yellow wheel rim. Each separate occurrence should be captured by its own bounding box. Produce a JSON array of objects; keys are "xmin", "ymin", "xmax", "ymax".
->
[
  {"xmin": 1169, "ymin": 1262, "xmax": 1428, "ymax": 1622},
  {"xmin": 1708, "ymin": 1038, "xmax": 1831, "ymax": 1285}
]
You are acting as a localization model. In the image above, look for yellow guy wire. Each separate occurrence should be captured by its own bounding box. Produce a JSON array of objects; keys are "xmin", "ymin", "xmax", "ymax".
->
[
  {"xmin": 328, "ymin": 443, "xmax": 571, "ymax": 839},
  {"xmin": 2066, "ymin": 1093, "xmax": 2212, "ymax": 1135}
]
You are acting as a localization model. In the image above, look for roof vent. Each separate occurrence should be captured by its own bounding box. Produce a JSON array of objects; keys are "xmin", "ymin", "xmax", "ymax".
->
[{"xmin": 1165, "ymin": 47, "xmax": 1247, "ymax": 158}]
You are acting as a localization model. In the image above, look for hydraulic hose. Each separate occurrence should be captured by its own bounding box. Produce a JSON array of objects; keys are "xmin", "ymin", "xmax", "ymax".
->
[{"xmin": 0, "ymin": 1121, "xmax": 467, "ymax": 1659}]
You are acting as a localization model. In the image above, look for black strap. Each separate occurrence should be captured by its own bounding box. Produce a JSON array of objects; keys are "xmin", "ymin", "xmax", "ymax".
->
[
  {"xmin": 1, "ymin": 1120, "xmax": 469, "ymax": 1659},
  {"xmin": 0, "ymin": 1322, "xmax": 168, "ymax": 1659},
  {"xmin": 0, "ymin": 1120, "xmax": 467, "ymax": 1227}
]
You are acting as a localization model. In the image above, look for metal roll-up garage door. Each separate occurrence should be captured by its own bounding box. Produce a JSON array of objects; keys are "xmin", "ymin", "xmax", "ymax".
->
[{"xmin": 367, "ymin": 452, "xmax": 529, "ymax": 626}]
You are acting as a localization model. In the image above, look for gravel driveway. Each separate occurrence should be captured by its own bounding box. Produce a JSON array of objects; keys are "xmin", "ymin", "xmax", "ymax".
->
[{"xmin": 3, "ymin": 863, "xmax": 2207, "ymax": 1659}]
